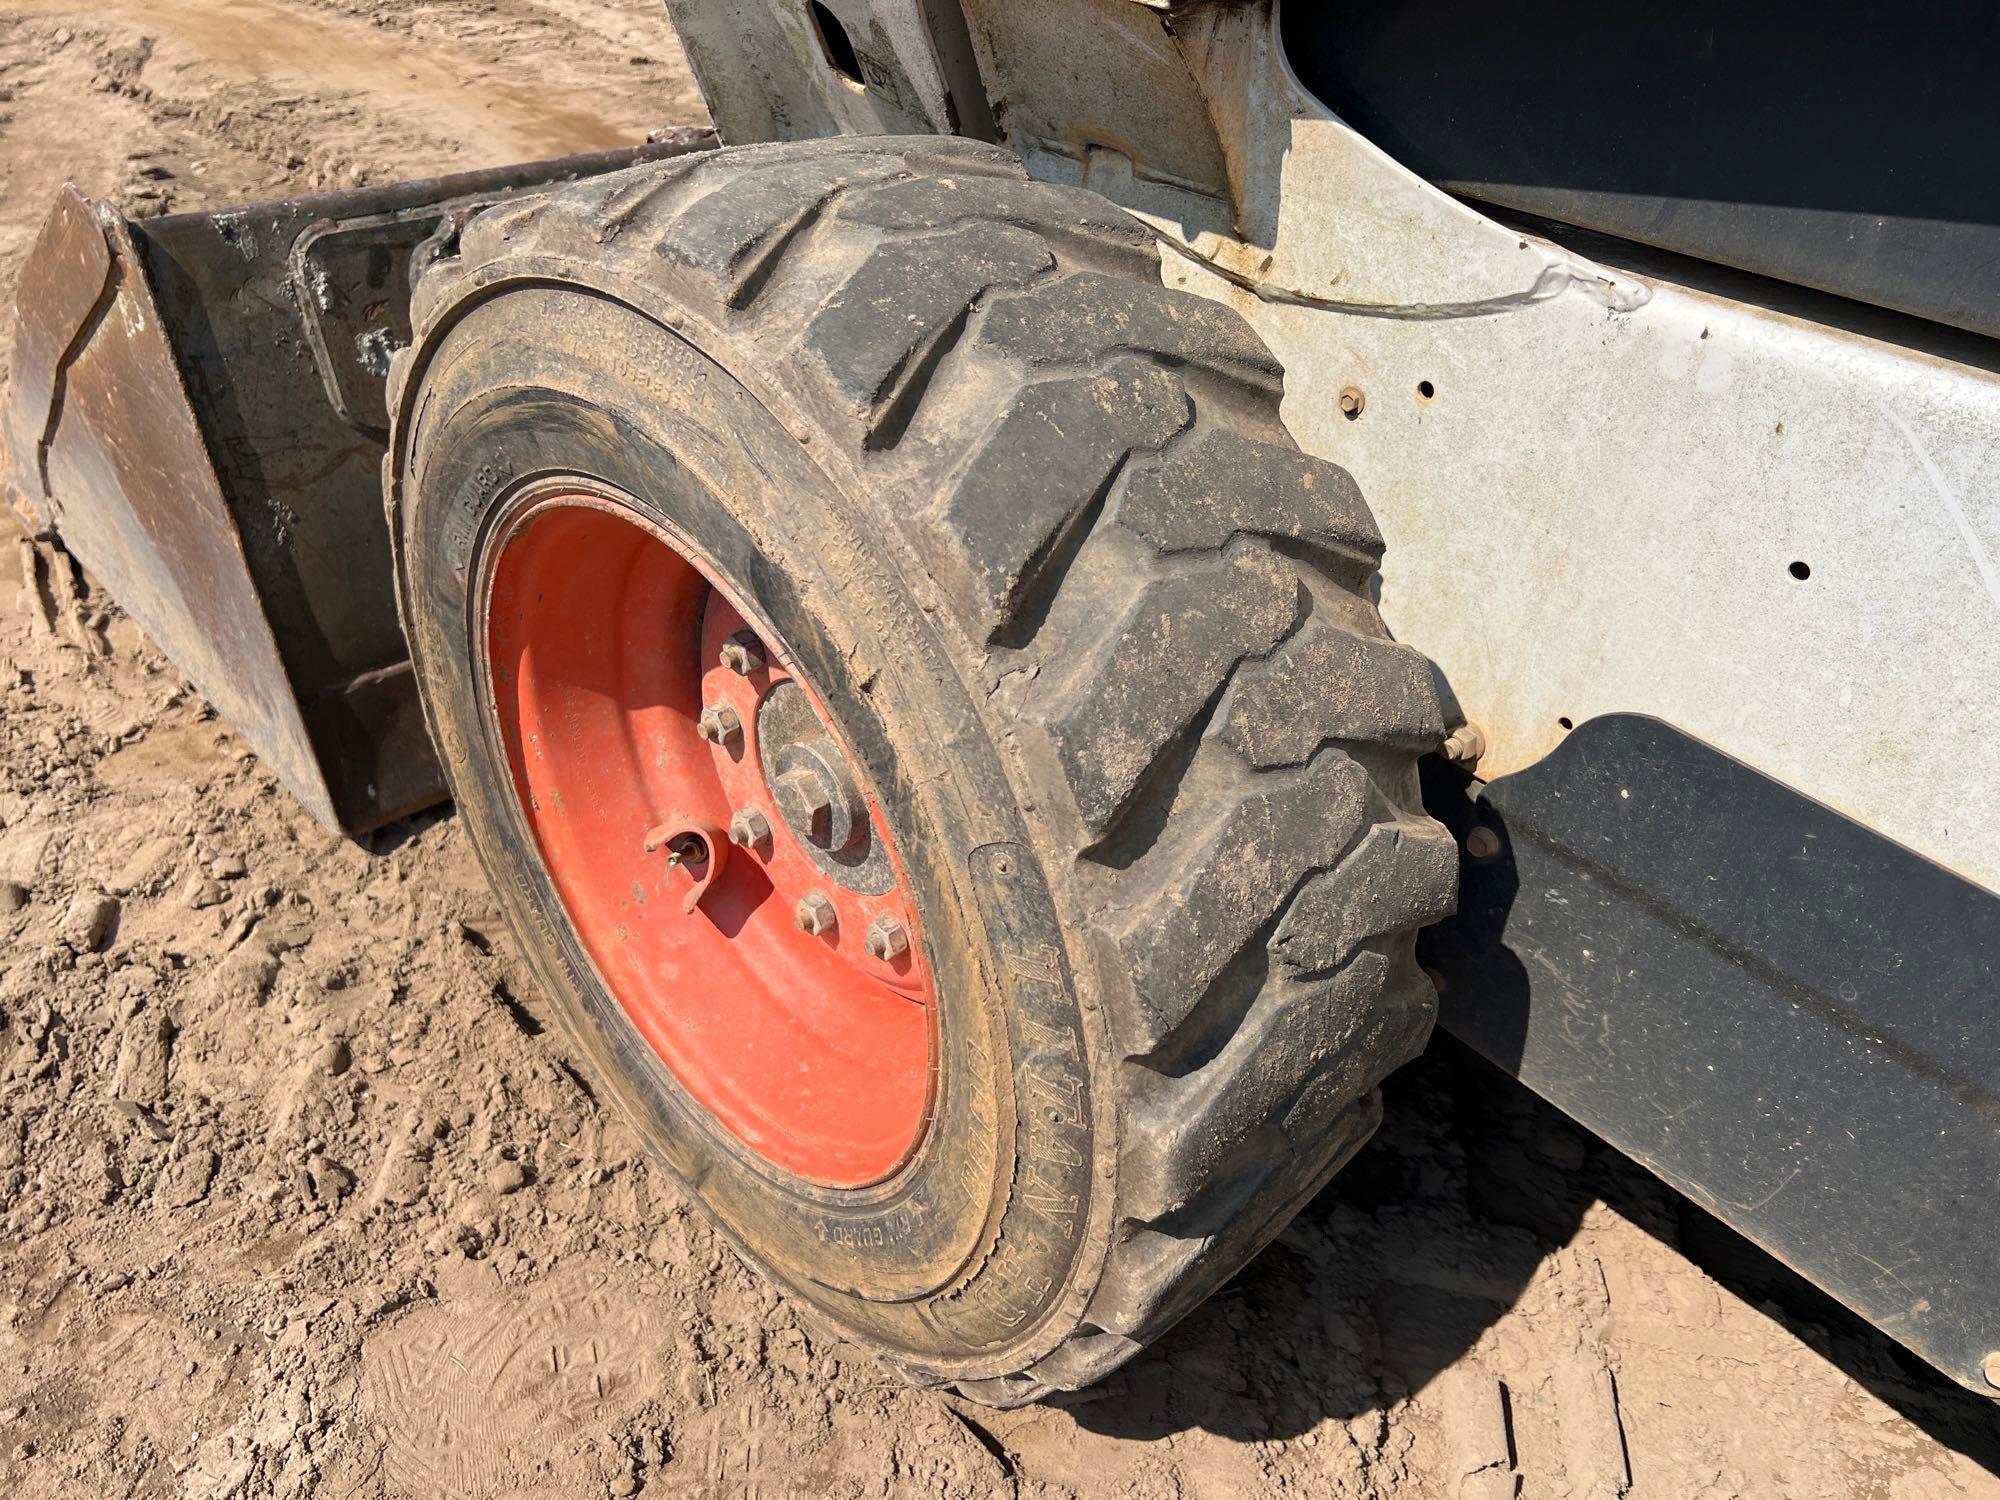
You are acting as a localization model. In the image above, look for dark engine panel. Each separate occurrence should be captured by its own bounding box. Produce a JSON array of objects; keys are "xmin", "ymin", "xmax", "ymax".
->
[{"xmin": 1281, "ymin": 2, "xmax": 2000, "ymax": 340}]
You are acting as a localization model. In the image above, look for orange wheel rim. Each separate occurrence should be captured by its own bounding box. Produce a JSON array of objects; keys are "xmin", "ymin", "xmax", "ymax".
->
[{"xmin": 482, "ymin": 493, "xmax": 936, "ymax": 1187}]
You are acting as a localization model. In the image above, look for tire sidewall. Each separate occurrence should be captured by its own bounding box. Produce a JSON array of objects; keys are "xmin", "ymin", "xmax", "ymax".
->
[{"xmin": 395, "ymin": 285, "xmax": 1107, "ymax": 1375}]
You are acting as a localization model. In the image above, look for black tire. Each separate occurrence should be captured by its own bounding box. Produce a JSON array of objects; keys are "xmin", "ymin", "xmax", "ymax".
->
[{"xmin": 386, "ymin": 137, "xmax": 1457, "ymax": 1405}]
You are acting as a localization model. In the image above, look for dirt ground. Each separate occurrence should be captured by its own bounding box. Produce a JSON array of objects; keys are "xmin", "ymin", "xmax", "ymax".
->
[{"xmin": 1, "ymin": 3, "xmax": 1998, "ymax": 1496}]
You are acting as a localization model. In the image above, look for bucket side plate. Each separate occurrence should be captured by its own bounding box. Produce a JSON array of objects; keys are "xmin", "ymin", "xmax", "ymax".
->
[{"xmin": 3, "ymin": 187, "xmax": 336, "ymax": 825}]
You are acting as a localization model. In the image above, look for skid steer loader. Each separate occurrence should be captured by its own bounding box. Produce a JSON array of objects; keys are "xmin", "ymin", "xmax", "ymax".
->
[{"xmin": 6, "ymin": 0, "xmax": 1999, "ymax": 1409}]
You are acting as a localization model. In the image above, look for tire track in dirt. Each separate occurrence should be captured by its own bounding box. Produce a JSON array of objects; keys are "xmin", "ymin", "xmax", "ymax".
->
[
  {"xmin": 0, "ymin": 0, "xmax": 703, "ymax": 385},
  {"xmin": 5, "ymin": 0, "xmax": 676, "ymax": 159}
]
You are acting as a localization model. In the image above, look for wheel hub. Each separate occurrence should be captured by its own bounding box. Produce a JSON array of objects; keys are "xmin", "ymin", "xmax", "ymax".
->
[
  {"xmin": 481, "ymin": 493, "xmax": 936, "ymax": 1188},
  {"xmin": 771, "ymin": 738, "xmax": 864, "ymax": 852}
]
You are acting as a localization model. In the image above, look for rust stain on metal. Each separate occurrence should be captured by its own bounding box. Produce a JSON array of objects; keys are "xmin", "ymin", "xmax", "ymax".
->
[{"xmin": 2, "ymin": 186, "xmax": 117, "ymax": 536}]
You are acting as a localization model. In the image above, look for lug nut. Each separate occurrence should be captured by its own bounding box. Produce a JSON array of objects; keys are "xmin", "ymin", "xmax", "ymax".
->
[
  {"xmin": 1442, "ymin": 722, "xmax": 1486, "ymax": 765},
  {"xmin": 865, "ymin": 916, "xmax": 908, "ymax": 961},
  {"xmin": 794, "ymin": 892, "xmax": 838, "ymax": 936},
  {"xmin": 1338, "ymin": 384, "xmax": 1366, "ymax": 419},
  {"xmin": 696, "ymin": 702, "xmax": 742, "ymax": 745},
  {"xmin": 729, "ymin": 807, "xmax": 772, "ymax": 850},
  {"xmin": 719, "ymin": 631, "xmax": 765, "ymax": 676}
]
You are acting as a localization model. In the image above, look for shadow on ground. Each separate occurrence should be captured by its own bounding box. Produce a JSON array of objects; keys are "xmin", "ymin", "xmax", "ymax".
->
[{"xmin": 1025, "ymin": 1038, "xmax": 2000, "ymax": 1477}]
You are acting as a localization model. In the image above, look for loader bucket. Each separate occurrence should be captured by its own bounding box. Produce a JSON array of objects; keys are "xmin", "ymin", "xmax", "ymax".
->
[{"xmin": 0, "ymin": 133, "xmax": 714, "ymax": 835}]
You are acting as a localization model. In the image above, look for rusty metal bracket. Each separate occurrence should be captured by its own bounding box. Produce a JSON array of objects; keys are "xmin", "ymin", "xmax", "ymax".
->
[{"xmin": 290, "ymin": 210, "xmax": 444, "ymax": 440}]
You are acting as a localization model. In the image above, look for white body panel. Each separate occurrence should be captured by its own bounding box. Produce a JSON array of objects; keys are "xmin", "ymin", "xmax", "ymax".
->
[{"xmin": 1125, "ymin": 14, "xmax": 2000, "ymax": 897}]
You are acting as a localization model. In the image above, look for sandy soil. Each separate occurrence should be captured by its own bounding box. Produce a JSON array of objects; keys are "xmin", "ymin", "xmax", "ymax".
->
[{"xmin": 1, "ymin": 3, "xmax": 1998, "ymax": 1496}]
